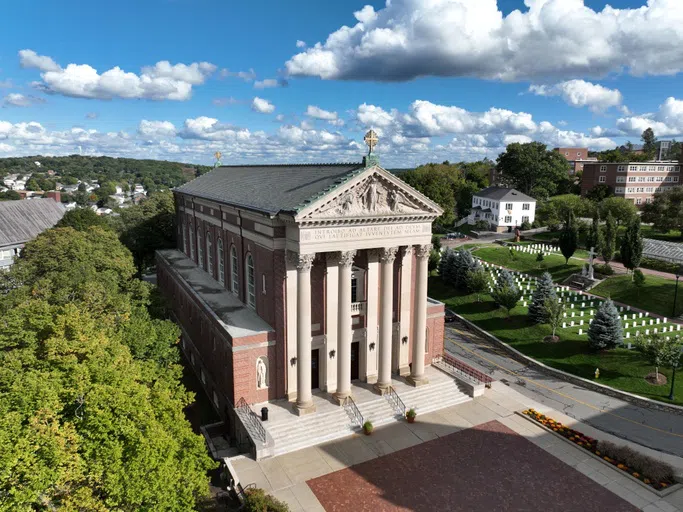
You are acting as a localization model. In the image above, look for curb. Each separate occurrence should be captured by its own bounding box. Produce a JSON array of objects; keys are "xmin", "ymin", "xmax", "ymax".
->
[{"xmin": 453, "ymin": 313, "xmax": 683, "ymax": 417}]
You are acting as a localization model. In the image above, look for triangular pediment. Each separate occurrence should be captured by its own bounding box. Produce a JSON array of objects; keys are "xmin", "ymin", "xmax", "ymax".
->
[{"xmin": 295, "ymin": 166, "xmax": 443, "ymax": 221}]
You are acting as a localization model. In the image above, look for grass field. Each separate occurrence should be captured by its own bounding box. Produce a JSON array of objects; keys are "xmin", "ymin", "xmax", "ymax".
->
[
  {"xmin": 590, "ymin": 274, "xmax": 683, "ymax": 318},
  {"xmin": 530, "ymin": 225, "xmax": 682, "ymax": 243},
  {"xmin": 472, "ymin": 246, "xmax": 585, "ymax": 282},
  {"xmin": 430, "ymin": 278, "xmax": 683, "ymax": 406}
]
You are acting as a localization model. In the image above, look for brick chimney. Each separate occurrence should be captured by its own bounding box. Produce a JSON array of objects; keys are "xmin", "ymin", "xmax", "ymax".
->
[{"xmin": 45, "ymin": 190, "xmax": 61, "ymax": 203}]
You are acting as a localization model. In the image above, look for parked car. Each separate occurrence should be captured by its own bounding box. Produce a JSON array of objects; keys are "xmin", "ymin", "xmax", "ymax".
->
[{"xmin": 444, "ymin": 309, "xmax": 457, "ymax": 322}]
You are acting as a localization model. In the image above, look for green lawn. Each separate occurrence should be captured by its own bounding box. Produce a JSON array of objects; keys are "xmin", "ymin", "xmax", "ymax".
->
[
  {"xmin": 430, "ymin": 278, "xmax": 683, "ymax": 406},
  {"xmin": 530, "ymin": 225, "xmax": 682, "ymax": 243},
  {"xmin": 473, "ymin": 246, "xmax": 584, "ymax": 282},
  {"xmin": 591, "ymin": 275, "xmax": 683, "ymax": 318}
]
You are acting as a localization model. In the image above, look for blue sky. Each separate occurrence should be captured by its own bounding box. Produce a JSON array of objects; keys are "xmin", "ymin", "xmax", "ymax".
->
[{"xmin": 1, "ymin": 0, "xmax": 682, "ymax": 167}]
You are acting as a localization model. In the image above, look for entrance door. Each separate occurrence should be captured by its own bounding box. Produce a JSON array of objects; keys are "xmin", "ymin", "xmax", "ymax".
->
[
  {"xmin": 350, "ymin": 342, "xmax": 360, "ymax": 381},
  {"xmin": 311, "ymin": 349, "xmax": 320, "ymax": 390}
]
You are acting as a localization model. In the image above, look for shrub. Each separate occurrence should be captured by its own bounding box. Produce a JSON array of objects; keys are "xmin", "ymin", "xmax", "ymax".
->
[
  {"xmin": 244, "ymin": 488, "xmax": 290, "ymax": 512},
  {"xmin": 536, "ymin": 252, "xmax": 544, "ymax": 262},
  {"xmin": 596, "ymin": 441, "xmax": 675, "ymax": 484},
  {"xmin": 593, "ymin": 263, "xmax": 614, "ymax": 276},
  {"xmin": 474, "ymin": 220, "xmax": 489, "ymax": 230},
  {"xmin": 640, "ymin": 257, "xmax": 681, "ymax": 274},
  {"xmin": 520, "ymin": 220, "xmax": 532, "ymax": 231},
  {"xmin": 633, "ymin": 269, "xmax": 646, "ymax": 291}
]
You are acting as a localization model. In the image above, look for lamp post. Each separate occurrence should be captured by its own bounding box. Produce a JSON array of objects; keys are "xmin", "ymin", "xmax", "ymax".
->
[
  {"xmin": 673, "ymin": 272, "xmax": 681, "ymax": 318},
  {"xmin": 669, "ymin": 346, "xmax": 683, "ymax": 401}
]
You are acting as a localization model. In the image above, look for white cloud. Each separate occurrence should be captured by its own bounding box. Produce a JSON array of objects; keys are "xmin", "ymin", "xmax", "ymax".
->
[
  {"xmin": 305, "ymin": 105, "xmax": 338, "ymax": 121},
  {"xmin": 254, "ymin": 78, "xmax": 279, "ymax": 89},
  {"xmin": 213, "ymin": 97, "xmax": 239, "ymax": 107},
  {"xmin": 296, "ymin": 40, "xmax": 307, "ymax": 49},
  {"xmin": 138, "ymin": 120, "xmax": 177, "ymax": 139},
  {"xmin": 616, "ymin": 97, "xmax": 683, "ymax": 137},
  {"xmin": 20, "ymin": 49, "xmax": 216, "ymax": 101},
  {"xmin": 251, "ymin": 97, "xmax": 275, "ymax": 114},
  {"xmin": 286, "ymin": 0, "xmax": 683, "ymax": 82},
  {"xmin": 2, "ymin": 93, "xmax": 45, "ymax": 107},
  {"xmin": 529, "ymin": 80, "xmax": 623, "ymax": 112},
  {"xmin": 220, "ymin": 68, "xmax": 257, "ymax": 81}
]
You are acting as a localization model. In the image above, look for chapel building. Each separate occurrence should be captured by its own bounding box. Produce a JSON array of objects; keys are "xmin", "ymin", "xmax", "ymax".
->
[{"xmin": 157, "ymin": 143, "xmax": 446, "ymax": 419}]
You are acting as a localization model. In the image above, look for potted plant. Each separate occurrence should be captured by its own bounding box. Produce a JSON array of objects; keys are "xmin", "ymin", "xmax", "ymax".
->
[
  {"xmin": 406, "ymin": 408, "xmax": 417, "ymax": 423},
  {"xmin": 362, "ymin": 420, "xmax": 373, "ymax": 435}
]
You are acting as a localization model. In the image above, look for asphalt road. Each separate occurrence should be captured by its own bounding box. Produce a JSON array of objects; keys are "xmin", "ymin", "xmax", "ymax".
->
[{"xmin": 445, "ymin": 323, "xmax": 683, "ymax": 458}]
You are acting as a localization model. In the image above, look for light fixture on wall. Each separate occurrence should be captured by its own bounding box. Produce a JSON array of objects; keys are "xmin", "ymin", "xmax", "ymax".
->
[
  {"xmin": 369, "ymin": 342, "xmax": 376, "ymax": 351},
  {"xmin": 290, "ymin": 357, "xmax": 297, "ymax": 366},
  {"xmin": 401, "ymin": 336, "xmax": 408, "ymax": 345},
  {"xmin": 329, "ymin": 349, "xmax": 336, "ymax": 359}
]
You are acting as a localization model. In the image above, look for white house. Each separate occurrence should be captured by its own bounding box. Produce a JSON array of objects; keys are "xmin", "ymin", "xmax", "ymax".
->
[{"xmin": 468, "ymin": 186, "xmax": 536, "ymax": 232}]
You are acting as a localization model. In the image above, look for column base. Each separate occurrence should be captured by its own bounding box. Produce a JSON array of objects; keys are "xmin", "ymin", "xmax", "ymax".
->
[
  {"xmin": 407, "ymin": 375, "xmax": 429, "ymax": 387},
  {"xmin": 294, "ymin": 401, "xmax": 316, "ymax": 416},
  {"xmin": 398, "ymin": 365, "xmax": 410, "ymax": 377},
  {"xmin": 365, "ymin": 374, "xmax": 378, "ymax": 385},
  {"xmin": 286, "ymin": 391, "xmax": 298, "ymax": 402},
  {"xmin": 373, "ymin": 383, "xmax": 391, "ymax": 396},
  {"xmin": 333, "ymin": 391, "xmax": 351, "ymax": 406}
]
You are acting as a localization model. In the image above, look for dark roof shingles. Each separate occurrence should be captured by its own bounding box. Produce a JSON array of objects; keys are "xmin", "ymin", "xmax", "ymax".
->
[
  {"xmin": 474, "ymin": 186, "xmax": 535, "ymax": 202},
  {"xmin": 0, "ymin": 199, "xmax": 66, "ymax": 247},
  {"xmin": 174, "ymin": 163, "xmax": 364, "ymax": 214}
]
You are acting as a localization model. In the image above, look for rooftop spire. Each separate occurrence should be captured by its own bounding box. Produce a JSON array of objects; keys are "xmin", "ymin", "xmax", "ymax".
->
[{"xmin": 363, "ymin": 129, "xmax": 380, "ymax": 168}]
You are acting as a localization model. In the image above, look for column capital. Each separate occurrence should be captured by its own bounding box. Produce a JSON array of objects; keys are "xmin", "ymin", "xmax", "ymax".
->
[
  {"xmin": 338, "ymin": 250, "xmax": 356, "ymax": 269},
  {"xmin": 400, "ymin": 246, "xmax": 413, "ymax": 259},
  {"xmin": 380, "ymin": 247, "xmax": 398, "ymax": 264},
  {"xmin": 414, "ymin": 244, "xmax": 432, "ymax": 260},
  {"xmin": 289, "ymin": 250, "xmax": 316, "ymax": 272}
]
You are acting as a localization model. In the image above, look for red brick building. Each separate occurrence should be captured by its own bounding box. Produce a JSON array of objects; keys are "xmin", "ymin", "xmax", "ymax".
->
[
  {"xmin": 581, "ymin": 161, "xmax": 681, "ymax": 206},
  {"xmin": 157, "ymin": 157, "xmax": 445, "ymax": 422},
  {"xmin": 554, "ymin": 147, "xmax": 598, "ymax": 174}
]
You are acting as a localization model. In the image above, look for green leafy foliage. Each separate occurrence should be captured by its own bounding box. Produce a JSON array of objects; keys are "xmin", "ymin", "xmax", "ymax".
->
[
  {"xmin": 465, "ymin": 267, "xmax": 489, "ymax": 302},
  {"xmin": 635, "ymin": 333, "xmax": 683, "ymax": 381},
  {"xmin": 543, "ymin": 297, "xmax": 566, "ymax": 337},
  {"xmin": 558, "ymin": 213, "xmax": 578, "ymax": 264},
  {"xmin": 599, "ymin": 197, "xmax": 638, "ymax": 227},
  {"xmin": 491, "ymin": 285, "xmax": 522, "ymax": 318},
  {"xmin": 642, "ymin": 187, "xmax": 683, "ymax": 238},
  {"xmin": 633, "ymin": 269, "xmax": 646, "ymax": 294},
  {"xmin": 56, "ymin": 207, "xmax": 112, "ymax": 231},
  {"xmin": 585, "ymin": 211, "xmax": 603, "ymax": 255},
  {"xmin": 243, "ymin": 488, "xmax": 291, "ymax": 512},
  {"xmin": 621, "ymin": 217, "xmax": 644, "ymax": 275},
  {"xmin": 529, "ymin": 272, "xmax": 556, "ymax": 324},
  {"xmin": 641, "ymin": 127, "xmax": 657, "ymax": 159},
  {"xmin": 587, "ymin": 298, "xmax": 623, "ymax": 350},
  {"xmin": 495, "ymin": 142, "xmax": 571, "ymax": 198},
  {"xmin": 601, "ymin": 212, "xmax": 617, "ymax": 264}
]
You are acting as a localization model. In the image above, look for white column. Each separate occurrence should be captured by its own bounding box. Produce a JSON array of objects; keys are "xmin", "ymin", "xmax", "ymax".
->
[
  {"xmin": 324, "ymin": 253, "xmax": 339, "ymax": 392},
  {"xmin": 376, "ymin": 247, "xmax": 397, "ymax": 394},
  {"xmin": 295, "ymin": 252, "xmax": 316, "ymax": 415},
  {"xmin": 334, "ymin": 250, "xmax": 355, "ymax": 404},
  {"xmin": 364, "ymin": 250, "xmax": 380, "ymax": 383},
  {"xmin": 409, "ymin": 244, "xmax": 430, "ymax": 387},
  {"xmin": 397, "ymin": 246, "xmax": 413, "ymax": 376},
  {"xmin": 285, "ymin": 251, "xmax": 298, "ymax": 401}
]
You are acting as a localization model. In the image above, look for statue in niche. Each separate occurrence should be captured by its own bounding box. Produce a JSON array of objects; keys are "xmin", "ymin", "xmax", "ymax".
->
[{"xmin": 256, "ymin": 358, "xmax": 267, "ymax": 389}]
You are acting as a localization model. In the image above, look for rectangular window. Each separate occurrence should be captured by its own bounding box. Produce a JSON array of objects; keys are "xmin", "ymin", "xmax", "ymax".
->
[
  {"xmin": 599, "ymin": 176, "xmax": 606, "ymax": 183},
  {"xmin": 616, "ymin": 176, "xmax": 626, "ymax": 183},
  {"xmin": 665, "ymin": 176, "xmax": 672, "ymax": 182},
  {"xmin": 674, "ymin": 176, "xmax": 680, "ymax": 182},
  {"xmin": 628, "ymin": 176, "xmax": 636, "ymax": 182},
  {"xmin": 637, "ymin": 176, "xmax": 645, "ymax": 182},
  {"xmin": 636, "ymin": 198, "xmax": 642, "ymax": 205},
  {"xmin": 676, "ymin": 166, "xmax": 681, "ymax": 173},
  {"xmin": 600, "ymin": 165, "xmax": 607, "ymax": 172},
  {"xmin": 617, "ymin": 165, "xmax": 626, "ymax": 172},
  {"xmin": 522, "ymin": 216, "xmax": 529, "ymax": 223},
  {"xmin": 640, "ymin": 166, "xmax": 647, "ymax": 172},
  {"xmin": 522, "ymin": 203, "xmax": 530, "ymax": 210},
  {"xmin": 647, "ymin": 176, "xmax": 655, "ymax": 182},
  {"xmin": 614, "ymin": 187, "xmax": 625, "ymax": 193},
  {"xmin": 656, "ymin": 176, "xmax": 664, "ymax": 182},
  {"xmin": 636, "ymin": 187, "xmax": 644, "ymax": 192},
  {"xmin": 262, "ymin": 274, "xmax": 266, "ymax": 294},
  {"xmin": 629, "ymin": 165, "xmax": 638, "ymax": 172},
  {"xmin": 504, "ymin": 216, "xmax": 512, "ymax": 223},
  {"xmin": 351, "ymin": 277, "xmax": 358, "ymax": 303},
  {"xmin": 646, "ymin": 187, "xmax": 654, "ymax": 193},
  {"xmin": 649, "ymin": 166, "xmax": 657, "ymax": 172},
  {"xmin": 505, "ymin": 203, "xmax": 513, "ymax": 210},
  {"xmin": 627, "ymin": 188, "xmax": 635, "ymax": 193},
  {"xmin": 646, "ymin": 198, "xmax": 652, "ymax": 204}
]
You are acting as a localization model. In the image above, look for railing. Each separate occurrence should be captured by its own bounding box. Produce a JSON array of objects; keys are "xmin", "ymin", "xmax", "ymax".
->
[
  {"xmin": 235, "ymin": 397, "xmax": 268, "ymax": 445},
  {"xmin": 440, "ymin": 353, "xmax": 493, "ymax": 388},
  {"xmin": 342, "ymin": 396, "xmax": 364, "ymax": 428},
  {"xmin": 386, "ymin": 386, "xmax": 406, "ymax": 418},
  {"xmin": 351, "ymin": 301, "xmax": 367, "ymax": 315}
]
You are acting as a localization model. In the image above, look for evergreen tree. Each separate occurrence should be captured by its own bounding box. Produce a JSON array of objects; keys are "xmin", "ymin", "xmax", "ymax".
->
[
  {"xmin": 601, "ymin": 212, "xmax": 617, "ymax": 264},
  {"xmin": 454, "ymin": 249, "xmax": 478, "ymax": 289},
  {"xmin": 585, "ymin": 211, "xmax": 603, "ymax": 255},
  {"xmin": 558, "ymin": 212, "xmax": 578, "ymax": 264},
  {"xmin": 588, "ymin": 298, "xmax": 623, "ymax": 350},
  {"xmin": 621, "ymin": 217, "xmax": 644, "ymax": 278},
  {"xmin": 440, "ymin": 249, "xmax": 458, "ymax": 287},
  {"xmin": 466, "ymin": 267, "xmax": 489, "ymax": 302},
  {"xmin": 529, "ymin": 272, "xmax": 557, "ymax": 324},
  {"xmin": 439, "ymin": 248, "xmax": 453, "ymax": 281},
  {"xmin": 494, "ymin": 268, "xmax": 516, "ymax": 292}
]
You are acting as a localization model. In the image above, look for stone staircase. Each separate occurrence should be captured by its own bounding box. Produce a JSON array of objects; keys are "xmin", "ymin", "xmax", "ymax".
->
[{"xmin": 263, "ymin": 374, "xmax": 472, "ymax": 458}]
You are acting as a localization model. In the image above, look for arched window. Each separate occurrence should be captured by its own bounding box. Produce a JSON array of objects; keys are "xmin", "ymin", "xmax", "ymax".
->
[
  {"xmin": 230, "ymin": 245, "xmax": 239, "ymax": 294},
  {"xmin": 206, "ymin": 231, "xmax": 213, "ymax": 275},
  {"xmin": 217, "ymin": 238, "xmax": 225, "ymax": 285},
  {"xmin": 197, "ymin": 227, "xmax": 204, "ymax": 269},
  {"xmin": 246, "ymin": 253, "xmax": 256, "ymax": 308},
  {"xmin": 189, "ymin": 221, "xmax": 195, "ymax": 260},
  {"xmin": 181, "ymin": 219, "xmax": 187, "ymax": 255}
]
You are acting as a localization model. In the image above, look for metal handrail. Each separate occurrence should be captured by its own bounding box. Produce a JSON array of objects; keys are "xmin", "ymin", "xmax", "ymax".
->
[
  {"xmin": 386, "ymin": 386, "xmax": 406, "ymax": 417},
  {"xmin": 343, "ymin": 396, "xmax": 364, "ymax": 428},
  {"xmin": 440, "ymin": 353, "xmax": 493, "ymax": 388},
  {"xmin": 234, "ymin": 397, "xmax": 268, "ymax": 444}
]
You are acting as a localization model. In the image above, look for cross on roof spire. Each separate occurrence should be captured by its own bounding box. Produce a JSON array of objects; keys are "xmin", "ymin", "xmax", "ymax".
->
[{"xmin": 364, "ymin": 129, "xmax": 378, "ymax": 155}]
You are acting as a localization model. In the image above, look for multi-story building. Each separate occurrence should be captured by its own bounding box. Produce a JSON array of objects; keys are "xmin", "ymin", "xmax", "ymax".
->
[
  {"xmin": 553, "ymin": 147, "xmax": 598, "ymax": 174},
  {"xmin": 581, "ymin": 161, "xmax": 681, "ymax": 206},
  {"xmin": 467, "ymin": 187, "xmax": 536, "ymax": 232},
  {"xmin": 156, "ymin": 145, "xmax": 448, "ymax": 429}
]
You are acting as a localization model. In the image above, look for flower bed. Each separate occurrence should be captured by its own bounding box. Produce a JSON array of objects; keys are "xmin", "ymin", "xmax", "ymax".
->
[{"xmin": 522, "ymin": 409, "xmax": 675, "ymax": 491}]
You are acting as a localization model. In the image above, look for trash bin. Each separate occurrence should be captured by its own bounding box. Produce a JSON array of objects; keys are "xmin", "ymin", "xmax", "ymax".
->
[{"xmin": 261, "ymin": 407, "xmax": 268, "ymax": 422}]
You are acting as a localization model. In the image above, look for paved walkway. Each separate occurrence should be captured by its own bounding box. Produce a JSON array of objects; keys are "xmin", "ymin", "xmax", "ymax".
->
[
  {"xmin": 230, "ymin": 381, "xmax": 683, "ymax": 511},
  {"xmin": 445, "ymin": 325, "xmax": 683, "ymax": 459}
]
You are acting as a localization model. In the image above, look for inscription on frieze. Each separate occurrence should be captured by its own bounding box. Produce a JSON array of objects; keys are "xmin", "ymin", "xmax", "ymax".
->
[{"xmin": 300, "ymin": 223, "xmax": 430, "ymax": 242}]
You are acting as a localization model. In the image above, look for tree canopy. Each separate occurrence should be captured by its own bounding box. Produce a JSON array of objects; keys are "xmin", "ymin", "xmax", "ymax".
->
[
  {"xmin": 642, "ymin": 187, "xmax": 683, "ymax": 238},
  {"xmin": 495, "ymin": 142, "xmax": 571, "ymax": 198}
]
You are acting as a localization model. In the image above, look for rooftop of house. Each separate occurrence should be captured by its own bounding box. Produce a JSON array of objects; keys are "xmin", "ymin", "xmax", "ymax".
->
[
  {"xmin": 174, "ymin": 162, "xmax": 366, "ymax": 215},
  {"xmin": 473, "ymin": 186, "xmax": 536, "ymax": 203},
  {"xmin": 0, "ymin": 198, "xmax": 66, "ymax": 247}
]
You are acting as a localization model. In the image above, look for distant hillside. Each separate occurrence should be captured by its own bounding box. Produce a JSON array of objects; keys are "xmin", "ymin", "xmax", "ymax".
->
[{"xmin": 0, "ymin": 155, "xmax": 213, "ymax": 189}]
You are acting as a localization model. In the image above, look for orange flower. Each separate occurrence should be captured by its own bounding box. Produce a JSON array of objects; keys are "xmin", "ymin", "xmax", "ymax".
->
[
  {"xmin": 644, "ymin": 479, "xmax": 651, "ymax": 484},
  {"xmin": 632, "ymin": 473, "xmax": 640, "ymax": 478},
  {"xmin": 661, "ymin": 483, "xmax": 668, "ymax": 488}
]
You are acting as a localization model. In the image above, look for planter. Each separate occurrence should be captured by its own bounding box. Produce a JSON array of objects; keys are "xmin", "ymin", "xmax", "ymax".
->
[
  {"xmin": 362, "ymin": 421, "xmax": 374, "ymax": 435},
  {"xmin": 406, "ymin": 416, "xmax": 415, "ymax": 424},
  {"xmin": 363, "ymin": 427, "xmax": 373, "ymax": 435}
]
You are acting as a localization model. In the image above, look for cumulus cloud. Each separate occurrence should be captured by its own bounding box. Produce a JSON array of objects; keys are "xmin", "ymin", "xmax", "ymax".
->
[
  {"xmin": 220, "ymin": 68, "xmax": 257, "ymax": 81},
  {"xmin": 305, "ymin": 105, "xmax": 338, "ymax": 121},
  {"xmin": 296, "ymin": 40, "xmax": 307, "ymax": 49},
  {"xmin": 20, "ymin": 49, "xmax": 216, "ymax": 101},
  {"xmin": 616, "ymin": 97, "xmax": 683, "ymax": 137},
  {"xmin": 251, "ymin": 97, "xmax": 275, "ymax": 114},
  {"xmin": 138, "ymin": 120, "xmax": 177, "ymax": 139},
  {"xmin": 2, "ymin": 93, "xmax": 46, "ymax": 108},
  {"xmin": 286, "ymin": 0, "xmax": 683, "ymax": 82},
  {"xmin": 213, "ymin": 97, "xmax": 240, "ymax": 107},
  {"xmin": 529, "ymin": 80, "xmax": 623, "ymax": 112}
]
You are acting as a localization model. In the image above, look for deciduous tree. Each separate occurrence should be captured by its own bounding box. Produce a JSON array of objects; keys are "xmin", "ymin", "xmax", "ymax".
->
[
  {"xmin": 621, "ymin": 217, "xmax": 643, "ymax": 278},
  {"xmin": 642, "ymin": 187, "xmax": 683, "ymax": 238},
  {"xmin": 599, "ymin": 197, "xmax": 638, "ymax": 227},
  {"xmin": 601, "ymin": 212, "xmax": 617, "ymax": 264},
  {"xmin": 466, "ymin": 267, "xmax": 489, "ymax": 302},
  {"xmin": 495, "ymin": 142, "xmax": 571, "ymax": 198}
]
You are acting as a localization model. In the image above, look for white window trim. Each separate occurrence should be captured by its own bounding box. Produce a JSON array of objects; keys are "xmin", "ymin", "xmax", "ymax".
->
[
  {"xmin": 246, "ymin": 253, "xmax": 256, "ymax": 309},
  {"xmin": 217, "ymin": 238, "xmax": 225, "ymax": 285},
  {"xmin": 230, "ymin": 245, "xmax": 239, "ymax": 294}
]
